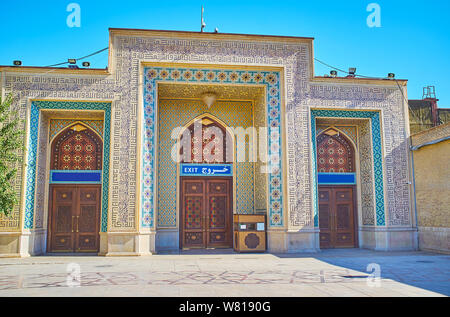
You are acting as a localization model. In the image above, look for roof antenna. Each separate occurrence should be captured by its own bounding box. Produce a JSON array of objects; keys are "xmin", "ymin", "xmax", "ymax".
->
[{"xmin": 201, "ymin": 6, "xmax": 206, "ymax": 32}]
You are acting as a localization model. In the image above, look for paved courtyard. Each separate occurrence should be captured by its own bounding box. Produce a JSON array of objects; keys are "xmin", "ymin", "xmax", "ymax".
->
[{"xmin": 0, "ymin": 249, "xmax": 448, "ymax": 297}]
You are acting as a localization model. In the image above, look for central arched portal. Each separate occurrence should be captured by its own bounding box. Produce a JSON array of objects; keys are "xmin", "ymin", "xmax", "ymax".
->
[
  {"xmin": 47, "ymin": 123, "xmax": 103, "ymax": 253},
  {"xmin": 179, "ymin": 116, "xmax": 234, "ymax": 249},
  {"xmin": 317, "ymin": 128, "xmax": 357, "ymax": 249}
]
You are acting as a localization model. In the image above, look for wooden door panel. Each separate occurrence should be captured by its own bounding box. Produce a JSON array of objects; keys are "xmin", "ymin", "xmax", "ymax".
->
[
  {"xmin": 206, "ymin": 179, "xmax": 232, "ymax": 248},
  {"xmin": 208, "ymin": 195, "xmax": 227, "ymax": 230},
  {"xmin": 184, "ymin": 196, "xmax": 204, "ymax": 230},
  {"xmin": 76, "ymin": 205, "xmax": 99, "ymax": 252},
  {"xmin": 182, "ymin": 179, "xmax": 206, "ymax": 248},
  {"xmin": 52, "ymin": 234, "xmax": 73, "ymax": 251},
  {"xmin": 52, "ymin": 203, "xmax": 74, "ymax": 251},
  {"xmin": 335, "ymin": 190, "xmax": 352, "ymax": 202},
  {"xmin": 78, "ymin": 205, "xmax": 97, "ymax": 233},
  {"xmin": 76, "ymin": 186, "xmax": 100, "ymax": 252},
  {"xmin": 49, "ymin": 185, "xmax": 100, "ymax": 253},
  {"xmin": 335, "ymin": 202, "xmax": 355, "ymax": 247},
  {"xmin": 336, "ymin": 204, "xmax": 351, "ymax": 230},
  {"xmin": 183, "ymin": 195, "xmax": 206, "ymax": 247},
  {"xmin": 207, "ymin": 193, "xmax": 228, "ymax": 246},
  {"xmin": 319, "ymin": 188, "xmax": 332, "ymax": 248},
  {"xmin": 54, "ymin": 205, "xmax": 74, "ymax": 233},
  {"xmin": 79, "ymin": 188, "xmax": 98, "ymax": 203},
  {"xmin": 208, "ymin": 181, "xmax": 228, "ymax": 194},
  {"xmin": 185, "ymin": 181, "xmax": 204, "ymax": 194},
  {"xmin": 318, "ymin": 186, "xmax": 356, "ymax": 249},
  {"xmin": 55, "ymin": 190, "xmax": 74, "ymax": 203},
  {"xmin": 49, "ymin": 187, "xmax": 76, "ymax": 252}
]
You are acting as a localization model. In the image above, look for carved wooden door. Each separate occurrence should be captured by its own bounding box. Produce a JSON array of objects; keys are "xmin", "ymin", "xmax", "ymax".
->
[
  {"xmin": 49, "ymin": 185, "xmax": 101, "ymax": 253},
  {"xmin": 49, "ymin": 186, "xmax": 77, "ymax": 252},
  {"xmin": 206, "ymin": 179, "xmax": 232, "ymax": 248},
  {"xmin": 75, "ymin": 186, "xmax": 101, "ymax": 252},
  {"xmin": 181, "ymin": 177, "xmax": 232, "ymax": 249},
  {"xmin": 181, "ymin": 179, "xmax": 207, "ymax": 248},
  {"xmin": 319, "ymin": 186, "xmax": 356, "ymax": 248}
]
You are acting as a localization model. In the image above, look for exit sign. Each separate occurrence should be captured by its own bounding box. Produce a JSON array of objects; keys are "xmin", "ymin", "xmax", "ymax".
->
[{"xmin": 180, "ymin": 164, "xmax": 233, "ymax": 176}]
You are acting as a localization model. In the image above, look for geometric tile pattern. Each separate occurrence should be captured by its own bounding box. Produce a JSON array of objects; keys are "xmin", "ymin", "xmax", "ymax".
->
[
  {"xmin": 25, "ymin": 101, "xmax": 111, "ymax": 232},
  {"xmin": 358, "ymin": 121, "xmax": 376, "ymax": 225},
  {"xmin": 254, "ymin": 93, "xmax": 269, "ymax": 214},
  {"xmin": 335, "ymin": 126, "xmax": 358, "ymax": 147},
  {"xmin": 183, "ymin": 121, "xmax": 229, "ymax": 164},
  {"xmin": 317, "ymin": 133, "xmax": 354, "ymax": 173},
  {"xmin": 144, "ymin": 67, "xmax": 284, "ymax": 228},
  {"xmin": 49, "ymin": 119, "xmax": 104, "ymax": 141},
  {"xmin": 32, "ymin": 114, "xmax": 49, "ymax": 230},
  {"xmin": 51, "ymin": 128, "xmax": 103, "ymax": 170},
  {"xmin": 311, "ymin": 109, "xmax": 385, "ymax": 226},
  {"xmin": 157, "ymin": 100, "xmax": 254, "ymax": 228},
  {"xmin": 185, "ymin": 197, "xmax": 202, "ymax": 229},
  {"xmin": 0, "ymin": 269, "xmax": 377, "ymax": 289}
]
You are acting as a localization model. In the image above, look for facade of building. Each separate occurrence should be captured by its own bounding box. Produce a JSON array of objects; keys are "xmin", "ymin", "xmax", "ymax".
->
[
  {"xmin": 410, "ymin": 123, "xmax": 450, "ymax": 253},
  {"xmin": 0, "ymin": 29, "xmax": 418, "ymax": 257}
]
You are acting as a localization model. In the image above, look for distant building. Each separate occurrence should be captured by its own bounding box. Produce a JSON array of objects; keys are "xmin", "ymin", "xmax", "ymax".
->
[
  {"xmin": 410, "ymin": 123, "xmax": 450, "ymax": 253},
  {"xmin": 408, "ymin": 86, "xmax": 450, "ymax": 134}
]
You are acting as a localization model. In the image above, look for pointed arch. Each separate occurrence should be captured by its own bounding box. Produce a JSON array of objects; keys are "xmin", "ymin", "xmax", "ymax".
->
[
  {"xmin": 49, "ymin": 120, "xmax": 103, "ymax": 145},
  {"xmin": 316, "ymin": 127, "xmax": 355, "ymax": 173},
  {"xmin": 177, "ymin": 113, "xmax": 234, "ymax": 164},
  {"xmin": 318, "ymin": 126, "xmax": 357, "ymax": 150},
  {"xmin": 51, "ymin": 122, "xmax": 103, "ymax": 170}
]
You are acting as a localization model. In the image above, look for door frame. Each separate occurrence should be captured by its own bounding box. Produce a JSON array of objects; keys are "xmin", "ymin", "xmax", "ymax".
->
[
  {"xmin": 318, "ymin": 185, "xmax": 358, "ymax": 249},
  {"xmin": 47, "ymin": 184, "xmax": 102, "ymax": 253},
  {"xmin": 179, "ymin": 176, "xmax": 233, "ymax": 249}
]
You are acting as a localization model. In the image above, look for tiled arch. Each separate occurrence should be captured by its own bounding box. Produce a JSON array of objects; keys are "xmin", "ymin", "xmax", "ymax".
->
[
  {"xmin": 142, "ymin": 66, "xmax": 284, "ymax": 228},
  {"xmin": 24, "ymin": 101, "xmax": 111, "ymax": 232},
  {"xmin": 311, "ymin": 109, "xmax": 386, "ymax": 227}
]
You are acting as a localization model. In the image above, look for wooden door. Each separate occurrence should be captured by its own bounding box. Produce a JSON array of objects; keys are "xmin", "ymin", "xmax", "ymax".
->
[
  {"xmin": 180, "ymin": 177, "xmax": 232, "ymax": 249},
  {"xmin": 319, "ymin": 186, "xmax": 356, "ymax": 248},
  {"xmin": 75, "ymin": 186, "xmax": 101, "ymax": 252},
  {"xmin": 49, "ymin": 186, "xmax": 77, "ymax": 252},
  {"xmin": 181, "ymin": 179, "xmax": 207, "ymax": 248},
  {"xmin": 48, "ymin": 185, "xmax": 101, "ymax": 253},
  {"xmin": 206, "ymin": 179, "xmax": 232, "ymax": 247}
]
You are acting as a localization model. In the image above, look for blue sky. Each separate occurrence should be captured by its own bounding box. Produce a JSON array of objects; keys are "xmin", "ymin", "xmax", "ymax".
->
[{"xmin": 1, "ymin": 0, "xmax": 449, "ymax": 106}]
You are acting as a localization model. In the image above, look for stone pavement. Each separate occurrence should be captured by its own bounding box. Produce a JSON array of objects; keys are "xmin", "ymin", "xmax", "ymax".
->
[{"xmin": 0, "ymin": 249, "xmax": 448, "ymax": 297}]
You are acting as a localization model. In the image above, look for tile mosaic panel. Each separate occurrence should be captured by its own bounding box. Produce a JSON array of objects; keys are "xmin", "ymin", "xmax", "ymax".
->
[{"xmin": 157, "ymin": 100, "xmax": 254, "ymax": 227}]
